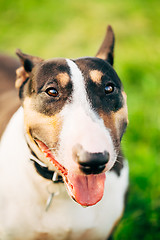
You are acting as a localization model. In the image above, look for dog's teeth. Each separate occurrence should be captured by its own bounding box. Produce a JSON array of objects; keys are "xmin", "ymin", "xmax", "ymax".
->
[{"xmin": 52, "ymin": 172, "xmax": 59, "ymax": 182}]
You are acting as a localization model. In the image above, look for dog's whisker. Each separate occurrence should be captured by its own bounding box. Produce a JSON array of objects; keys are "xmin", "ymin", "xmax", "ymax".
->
[
  {"xmin": 117, "ymin": 155, "xmax": 124, "ymax": 159},
  {"xmin": 115, "ymin": 159, "xmax": 123, "ymax": 165}
]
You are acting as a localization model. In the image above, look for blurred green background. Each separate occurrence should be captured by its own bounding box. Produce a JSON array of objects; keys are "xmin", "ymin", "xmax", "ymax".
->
[{"xmin": 0, "ymin": 0, "xmax": 160, "ymax": 239}]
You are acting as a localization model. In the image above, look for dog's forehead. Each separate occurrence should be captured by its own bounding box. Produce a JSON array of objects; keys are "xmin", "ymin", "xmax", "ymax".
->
[
  {"xmin": 33, "ymin": 58, "xmax": 71, "ymax": 89},
  {"xmin": 33, "ymin": 57, "xmax": 122, "ymax": 89},
  {"xmin": 74, "ymin": 57, "xmax": 122, "ymax": 87}
]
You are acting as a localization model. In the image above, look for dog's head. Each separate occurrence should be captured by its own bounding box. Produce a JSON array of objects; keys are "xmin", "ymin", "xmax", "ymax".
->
[{"xmin": 16, "ymin": 26, "xmax": 128, "ymax": 206}]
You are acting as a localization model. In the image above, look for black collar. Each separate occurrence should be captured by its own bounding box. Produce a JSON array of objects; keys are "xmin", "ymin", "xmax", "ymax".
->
[{"xmin": 30, "ymin": 153, "xmax": 63, "ymax": 183}]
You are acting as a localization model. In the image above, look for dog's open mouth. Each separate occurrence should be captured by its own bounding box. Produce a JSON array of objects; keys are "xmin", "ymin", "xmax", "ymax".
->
[{"xmin": 35, "ymin": 139, "xmax": 106, "ymax": 206}]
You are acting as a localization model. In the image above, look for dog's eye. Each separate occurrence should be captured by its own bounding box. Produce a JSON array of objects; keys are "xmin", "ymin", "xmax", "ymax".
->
[
  {"xmin": 104, "ymin": 84, "xmax": 114, "ymax": 94},
  {"xmin": 46, "ymin": 87, "xmax": 59, "ymax": 97}
]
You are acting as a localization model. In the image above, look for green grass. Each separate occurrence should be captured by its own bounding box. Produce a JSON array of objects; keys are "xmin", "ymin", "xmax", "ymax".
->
[{"xmin": 0, "ymin": 0, "xmax": 160, "ymax": 239}]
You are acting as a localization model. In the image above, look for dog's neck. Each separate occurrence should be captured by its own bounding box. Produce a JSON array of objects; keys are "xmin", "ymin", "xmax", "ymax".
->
[{"xmin": 29, "ymin": 151, "xmax": 63, "ymax": 183}]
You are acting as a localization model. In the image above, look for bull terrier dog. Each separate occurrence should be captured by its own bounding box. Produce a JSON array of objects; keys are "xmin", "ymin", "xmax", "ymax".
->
[{"xmin": 0, "ymin": 25, "xmax": 129, "ymax": 240}]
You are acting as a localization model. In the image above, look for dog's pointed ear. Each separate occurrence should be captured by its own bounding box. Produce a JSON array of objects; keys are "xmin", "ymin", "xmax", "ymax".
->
[
  {"xmin": 15, "ymin": 49, "xmax": 43, "ymax": 89},
  {"xmin": 16, "ymin": 49, "xmax": 43, "ymax": 72},
  {"xmin": 96, "ymin": 25, "xmax": 115, "ymax": 66}
]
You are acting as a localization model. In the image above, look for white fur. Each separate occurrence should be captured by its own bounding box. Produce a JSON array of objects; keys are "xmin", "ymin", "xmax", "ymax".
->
[
  {"xmin": 0, "ymin": 108, "xmax": 129, "ymax": 240},
  {"xmin": 58, "ymin": 59, "xmax": 116, "ymax": 172}
]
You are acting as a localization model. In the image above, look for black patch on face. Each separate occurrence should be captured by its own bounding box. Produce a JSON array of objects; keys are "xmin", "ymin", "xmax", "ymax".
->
[
  {"xmin": 22, "ymin": 59, "xmax": 73, "ymax": 116},
  {"xmin": 75, "ymin": 57, "xmax": 124, "ymax": 113}
]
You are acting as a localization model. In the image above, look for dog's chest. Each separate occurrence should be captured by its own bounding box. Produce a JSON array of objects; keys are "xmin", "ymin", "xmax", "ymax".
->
[
  {"xmin": 32, "ymin": 195, "xmax": 110, "ymax": 240},
  {"xmin": 0, "ymin": 171, "xmax": 128, "ymax": 240},
  {"xmin": 4, "ymin": 176, "xmax": 126, "ymax": 240}
]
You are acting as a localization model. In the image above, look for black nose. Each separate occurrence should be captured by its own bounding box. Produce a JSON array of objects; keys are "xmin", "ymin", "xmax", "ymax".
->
[{"xmin": 73, "ymin": 144, "xmax": 109, "ymax": 175}]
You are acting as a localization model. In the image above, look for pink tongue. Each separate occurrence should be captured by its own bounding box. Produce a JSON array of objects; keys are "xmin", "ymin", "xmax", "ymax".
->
[{"xmin": 66, "ymin": 172, "xmax": 106, "ymax": 206}]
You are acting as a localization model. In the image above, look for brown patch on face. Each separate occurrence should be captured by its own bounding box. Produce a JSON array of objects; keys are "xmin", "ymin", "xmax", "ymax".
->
[
  {"xmin": 113, "ymin": 91, "xmax": 128, "ymax": 137},
  {"xmin": 99, "ymin": 111, "xmax": 118, "ymax": 141},
  {"xmin": 89, "ymin": 70, "xmax": 103, "ymax": 84},
  {"xmin": 99, "ymin": 91, "xmax": 128, "ymax": 148},
  {"xmin": 56, "ymin": 72, "xmax": 70, "ymax": 88},
  {"xmin": 23, "ymin": 97, "xmax": 63, "ymax": 170}
]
